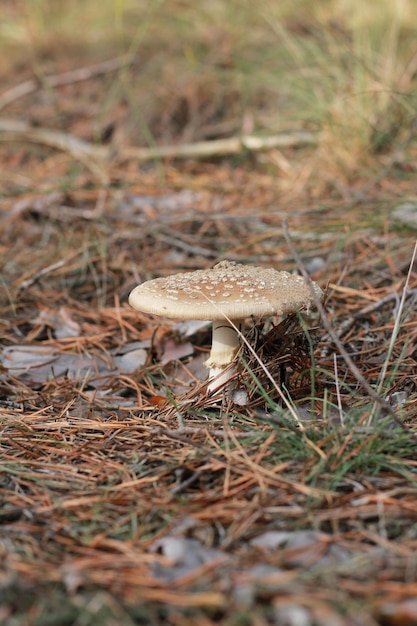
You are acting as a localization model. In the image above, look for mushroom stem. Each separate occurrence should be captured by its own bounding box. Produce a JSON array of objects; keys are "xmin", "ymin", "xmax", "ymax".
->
[{"xmin": 205, "ymin": 319, "xmax": 243, "ymax": 393}]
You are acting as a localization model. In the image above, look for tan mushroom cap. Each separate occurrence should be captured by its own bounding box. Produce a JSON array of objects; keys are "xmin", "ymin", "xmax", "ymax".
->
[{"xmin": 129, "ymin": 260, "xmax": 322, "ymax": 320}]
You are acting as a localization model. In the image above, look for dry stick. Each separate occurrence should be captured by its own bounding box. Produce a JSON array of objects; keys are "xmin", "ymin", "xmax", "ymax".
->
[
  {"xmin": 282, "ymin": 219, "xmax": 409, "ymax": 431},
  {"xmin": 0, "ymin": 55, "xmax": 133, "ymax": 111},
  {"xmin": 0, "ymin": 117, "xmax": 318, "ymax": 166},
  {"xmin": 120, "ymin": 130, "xmax": 318, "ymax": 161},
  {"xmin": 18, "ymin": 249, "xmax": 85, "ymax": 290}
]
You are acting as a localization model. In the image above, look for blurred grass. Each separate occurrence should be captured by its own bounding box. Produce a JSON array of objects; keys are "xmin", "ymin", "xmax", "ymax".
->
[{"xmin": 1, "ymin": 0, "xmax": 416, "ymax": 176}]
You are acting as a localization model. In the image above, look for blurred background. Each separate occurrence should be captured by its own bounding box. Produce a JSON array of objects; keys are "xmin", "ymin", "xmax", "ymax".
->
[{"xmin": 1, "ymin": 0, "xmax": 416, "ymax": 186}]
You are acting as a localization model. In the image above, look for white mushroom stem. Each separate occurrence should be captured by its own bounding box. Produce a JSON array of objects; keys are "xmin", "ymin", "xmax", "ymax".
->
[{"xmin": 204, "ymin": 319, "xmax": 244, "ymax": 393}]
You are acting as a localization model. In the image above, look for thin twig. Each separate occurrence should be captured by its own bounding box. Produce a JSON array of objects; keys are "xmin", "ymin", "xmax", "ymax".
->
[
  {"xmin": 120, "ymin": 130, "xmax": 318, "ymax": 161},
  {"xmin": 170, "ymin": 470, "xmax": 204, "ymax": 494},
  {"xmin": 155, "ymin": 230, "xmax": 218, "ymax": 259},
  {"xmin": 0, "ymin": 55, "xmax": 133, "ymax": 111},
  {"xmin": 18, "ymin": 250, "xmax": 84, "ymax": 290}
]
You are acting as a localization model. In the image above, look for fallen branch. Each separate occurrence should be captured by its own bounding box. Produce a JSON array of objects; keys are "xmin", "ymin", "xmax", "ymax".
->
[
  {"xmin": 0, "ymin": 117, "xmax": 318, "ymax": 170},
  {"xmin": 120, "ymin": 130, "xmax": 318, "ymax": 161}
]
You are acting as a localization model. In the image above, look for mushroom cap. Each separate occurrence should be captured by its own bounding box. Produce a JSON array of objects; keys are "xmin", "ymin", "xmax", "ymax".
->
[{"xmin": 129, "ymin": 261, "xmax": 322, "ymax": 321}]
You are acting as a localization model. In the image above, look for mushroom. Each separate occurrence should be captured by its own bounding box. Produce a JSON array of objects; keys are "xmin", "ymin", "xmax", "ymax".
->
[{"xmin": 128, "ymin": 261, "xmax": 322, "ymax": 393}]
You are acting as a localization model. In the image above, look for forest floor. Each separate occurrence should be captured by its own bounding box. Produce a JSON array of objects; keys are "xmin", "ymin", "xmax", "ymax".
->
[{"xmin": 1, "ymin": 3, "xmax": 417, "ymax": 625}]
